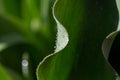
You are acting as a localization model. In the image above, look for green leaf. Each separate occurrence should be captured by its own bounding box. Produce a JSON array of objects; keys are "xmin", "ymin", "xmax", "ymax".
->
[
  {"xmin": 37, "ymin": 1, "xmax": 69, "ymax": 79},
  {"xmin": 0, "ymin": 0, "xmax": 22, "ymax": 31},
  {"xmin": 6, "ymin": 68, "xmax": 23, "ymax": 80},
  {"xmin": 0, "ymin": 43, "xmax": 44, "ymax": 80},
  {"xmin": 102, "ymin": 0, "xmax": 120, "ymax": 78},
  {"xmin": 1, "ymin": 0, "xmax": 21, "ymax": 17},
  {"xmin": 37, "ymin": 0, "xmax": 117, "ymax": 80},
  {"xmin": 0, "ymin": 33, "xmax": 25, "ymax": 52},
  {"xmin": 0, "ymin": 64, "xmax": 11, "ymax": 80}
]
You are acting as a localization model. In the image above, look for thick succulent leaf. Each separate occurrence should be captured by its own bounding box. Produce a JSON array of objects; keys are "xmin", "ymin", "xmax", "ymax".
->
[
  {"xmin": 37, "ymin": 0, "xmax": 117, "ymax": 80},
  {"xmin": 102, "ymin": 0, "xmax": 120, "ymax": 78},
  {"xmin": 0, "ymin": 64, "xmax": 11, "ymax": 80}
]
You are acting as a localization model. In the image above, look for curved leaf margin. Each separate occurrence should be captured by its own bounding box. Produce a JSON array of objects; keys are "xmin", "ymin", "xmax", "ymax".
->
[
  {"xmin": 36, "ymin": 0, "xmax": 69, "ymax": 80},
  {"xmin": 102, "ymin": 0, "xmax": 120, "ymax": 79}
]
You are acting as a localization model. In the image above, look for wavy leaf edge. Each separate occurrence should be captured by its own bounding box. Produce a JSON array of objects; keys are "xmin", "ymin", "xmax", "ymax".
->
[
  {"xmin": 102, "ymin": 0, "xmax": 120, "ymax": 79},
  {"xmin": 36, "ymin": 0, "xmax": 69, "ymax": 79}
]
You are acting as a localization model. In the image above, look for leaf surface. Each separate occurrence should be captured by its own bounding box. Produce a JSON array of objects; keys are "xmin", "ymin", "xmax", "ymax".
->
[
  {"xmin": 37, "ymin": 0, "xmax": 118, "ymax": 80},
  {"xmin": 0, "ymin": 64, "xmax": 11, "ymax": 80},
  {"xmin": 102, "ymin": 0, "xmax": 120, "ymax": 79}
]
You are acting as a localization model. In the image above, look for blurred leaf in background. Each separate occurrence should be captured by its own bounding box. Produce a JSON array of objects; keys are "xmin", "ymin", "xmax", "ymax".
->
[
  {"xmin": 0, "ymin": 64, "xmax": 11, "ymax": 80},
  {"xmin": 0, "ymin": 0, "xmax": 56, "ymax": 80},
  {"xmin": 37, "ymin": 0, "xmax": 119, "ymax": 80},
  {"xmin": 0, "ymin": 0, "xmax": 120, "ymax": 80}
]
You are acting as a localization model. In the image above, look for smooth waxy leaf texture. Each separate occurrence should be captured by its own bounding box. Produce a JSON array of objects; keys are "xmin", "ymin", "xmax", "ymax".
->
[
  {"xmin": 0, "ymin": 0, "xmax": 119, "ymax": 80},
  {"xmin": 37, "ymin": 0, "xmax": 118, "ymax": 80},
  {"xmin": 102, "ymin": 0, "xmax": 120, "ymax": 79}
]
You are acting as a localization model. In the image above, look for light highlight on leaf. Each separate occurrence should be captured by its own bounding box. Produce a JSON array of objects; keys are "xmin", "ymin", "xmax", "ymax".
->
[
  {"xmin": 102, "ymin": 0, "xmax": 120, "ymax": 79},
  {"xmin": 36, "ymin": 0, "xmax": 69, "ymax": 80}
]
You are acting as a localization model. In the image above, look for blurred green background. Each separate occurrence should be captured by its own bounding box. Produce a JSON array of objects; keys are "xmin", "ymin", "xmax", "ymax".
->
[
  {"xmin": 0, "ymin": 0, "xmax": 119, "ymax": 80},
  {"xmin": 0, "ymin": 0, "xmax": 56, "ymax": 80}
]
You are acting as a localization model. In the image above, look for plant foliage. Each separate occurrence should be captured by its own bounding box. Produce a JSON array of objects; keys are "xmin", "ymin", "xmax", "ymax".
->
[{"xmin": 0, "ymin": 0, "xmax": 120, "ymax": 80}]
